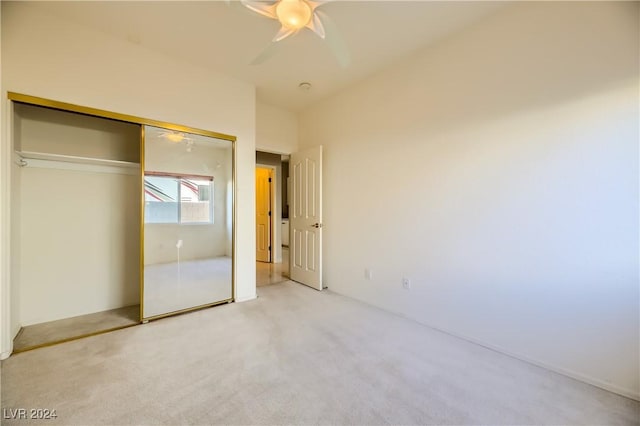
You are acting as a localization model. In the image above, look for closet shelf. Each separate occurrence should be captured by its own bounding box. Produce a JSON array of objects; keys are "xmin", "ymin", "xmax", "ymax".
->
[{"xmin": 16, "ymin": 151, "xmax": 140, "ymax": 168}]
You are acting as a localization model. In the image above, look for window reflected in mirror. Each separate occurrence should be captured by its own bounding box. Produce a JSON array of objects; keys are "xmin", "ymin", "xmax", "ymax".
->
[{"xmin": 144, "ymin": 173, "xmax": 213, "ymax": 224}]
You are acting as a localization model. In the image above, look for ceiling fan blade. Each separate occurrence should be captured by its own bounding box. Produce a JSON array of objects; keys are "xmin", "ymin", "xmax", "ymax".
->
[
  {"xmin": 307, "ymin": 13, "xmax": 326, "ymax": 39},
  {"xmin": 308, "ymin": 0, "xmax": 333, "ymax": 7},
  {"xmin": 250, "ymin": 40, "xmax": 282, "ymax": 65},
  {"xmin": 224, "ymin": 0, "xmax": 246, "ymax": 10},
  {"xmin": 316, "ymin": 10, "xmax": 350, "ymax": 68},
  {"xmin": 241, "ymin": 0, "xmax": 278, "ymax": 19},
  {"xmin": 273, "ymin": 26, "xmax": 296, "ymax": 42}
]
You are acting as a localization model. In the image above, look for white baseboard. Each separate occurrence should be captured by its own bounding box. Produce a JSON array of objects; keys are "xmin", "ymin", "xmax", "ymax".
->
[{"xmin": 235, "ymin": 294, "xmax": 257, "ymax": 303}]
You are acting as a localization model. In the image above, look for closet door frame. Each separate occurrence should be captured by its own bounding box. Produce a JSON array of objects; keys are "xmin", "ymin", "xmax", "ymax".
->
[{"xmin": 7, "ymin": 92, "xmax": 237, "ymax": 323}]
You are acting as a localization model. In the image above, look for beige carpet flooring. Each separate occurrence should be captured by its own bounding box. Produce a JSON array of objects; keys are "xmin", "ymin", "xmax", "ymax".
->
[
  {"xmin": 1, "ymin": 281, "xmax": 638, "ymax": 425},
  {"xmin": 12, "ymin": 305, "xmax": 140, "ymax": 353}
]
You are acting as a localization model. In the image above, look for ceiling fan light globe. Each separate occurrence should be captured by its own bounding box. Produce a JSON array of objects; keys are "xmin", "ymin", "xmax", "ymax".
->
[{"xmin": 276, "ymin": 0, "xmax": 312, "ymax": 31}]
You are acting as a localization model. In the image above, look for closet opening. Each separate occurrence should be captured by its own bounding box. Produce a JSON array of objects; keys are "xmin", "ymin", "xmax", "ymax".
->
[{"xmin": 11, "ymin": 103, "xmax": 142, "ymax": 352}]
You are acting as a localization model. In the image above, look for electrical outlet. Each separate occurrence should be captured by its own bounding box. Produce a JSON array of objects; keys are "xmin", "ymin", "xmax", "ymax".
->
[
  {"xmin": 402, "ymin": 277, "xmax": 411, "ymax": 290},
  {"xmin": 365, "ymin": 268, "xmax": 373, "ymax": 280}
]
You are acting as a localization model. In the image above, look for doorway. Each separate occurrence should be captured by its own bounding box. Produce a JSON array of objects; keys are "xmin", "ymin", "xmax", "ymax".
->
[
  {"xmin": 255, "ymin": 151, "xmax": 290, "ymax": 286},
  {"xmin": 256, "ymin": 167, "xmax": 272, "ymax": 263}
]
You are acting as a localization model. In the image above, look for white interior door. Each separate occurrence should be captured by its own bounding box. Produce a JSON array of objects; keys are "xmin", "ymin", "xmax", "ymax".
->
[
  {"xmin": 256, "ymin": 167, "xmax": 272, "ymax": 263},
  {"xmin": 290, "ymin": 146, "xmax": 323, "ymax": 290}
]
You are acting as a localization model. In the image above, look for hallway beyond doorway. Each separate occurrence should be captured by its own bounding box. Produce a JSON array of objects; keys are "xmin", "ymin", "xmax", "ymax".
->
[{"xmin": 257, "ymin": 247, "xmax": 289, "ymax": 287}]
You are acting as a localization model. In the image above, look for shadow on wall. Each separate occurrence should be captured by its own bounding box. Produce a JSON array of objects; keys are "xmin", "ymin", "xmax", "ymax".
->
[{"xmin": 310, "ymin": 2, "xmax": 639, "ymax": 145}]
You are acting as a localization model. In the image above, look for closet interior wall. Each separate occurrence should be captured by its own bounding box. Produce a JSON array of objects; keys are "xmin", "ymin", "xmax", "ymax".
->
[{"xmin": 11, "ymin": 103, "xmax": 141, "ymax": 332}]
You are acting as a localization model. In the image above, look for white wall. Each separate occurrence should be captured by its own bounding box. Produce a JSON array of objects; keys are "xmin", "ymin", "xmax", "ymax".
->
[
  {"xmin": 256, "ymin": 101, "xmax": 298, "ymax": 154},
  {"xmin": 299, "ymin": 2, "xmax": 639, "ymax": 399},
  {"xmin": 8, "ymin": 105, "xmax": 20, "ymax": 341},
  {"xmin": 0, "ymin": 1, "xmax": 5, "ymax": 396},
  {"xmin": 0, "ymin": 1, "xmax": 257, "ymax": 356},
  {"xmin": 20, "ymin": 168, "xmax": 140, "ymax": 326}
]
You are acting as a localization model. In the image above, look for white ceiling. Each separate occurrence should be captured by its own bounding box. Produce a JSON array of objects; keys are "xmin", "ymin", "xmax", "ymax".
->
[{"xmin": 35, "ymin": 1, "xmax": 506, "ymax": 111}]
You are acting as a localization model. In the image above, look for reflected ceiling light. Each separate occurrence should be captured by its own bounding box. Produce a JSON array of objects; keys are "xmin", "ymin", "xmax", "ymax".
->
[
  {"xmin": 158, "ymin": 130, "xmax": 195, "ymax": 153},
  {"xmin": 159, "ymin": 130, "xmax": 194, "ymax": 144},
  {"xmin": 165, "ymin": 131, "xmax": 185, "ymax": 143}
]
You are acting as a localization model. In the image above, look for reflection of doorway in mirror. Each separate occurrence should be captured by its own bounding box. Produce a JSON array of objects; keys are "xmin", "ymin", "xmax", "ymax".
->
[{"xmin": 256, "ymin": 167, "xmax": 272, "ymax": 263}]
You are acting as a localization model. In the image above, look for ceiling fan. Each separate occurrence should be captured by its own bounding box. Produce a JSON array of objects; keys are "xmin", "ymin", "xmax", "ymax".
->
[{"xmin": 239, "ymin": 0, "xmax": 350, "ymax": 67}]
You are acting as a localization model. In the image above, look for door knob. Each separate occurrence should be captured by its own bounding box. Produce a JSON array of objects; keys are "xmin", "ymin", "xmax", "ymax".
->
[{"xmin": 311, "ymin": 223, "xmax": 323, "ymax": 228}]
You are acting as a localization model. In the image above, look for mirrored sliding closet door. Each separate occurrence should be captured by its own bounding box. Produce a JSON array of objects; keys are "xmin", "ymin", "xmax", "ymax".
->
[{"xmin": 142, "ymin": 125, "xmax": 233, "ymax": 320}]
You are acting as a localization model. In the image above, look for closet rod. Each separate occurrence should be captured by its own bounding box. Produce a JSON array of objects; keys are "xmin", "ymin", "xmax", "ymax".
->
[{"xmin": 15, "ymin": 151, "xmax": 140, "ymax": 175}]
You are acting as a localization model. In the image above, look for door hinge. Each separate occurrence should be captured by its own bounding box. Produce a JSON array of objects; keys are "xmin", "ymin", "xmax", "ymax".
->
[
  {"xmin": 268, "ymin": 177, "xmax": 272, "ymax": 183},
  {"xmin": 269, "ymin": 246, "xmax": 271, "ymax": 251},
  {"xmin": 268, "ymin": 211, "xmax": 271, "ymax": 216}
]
